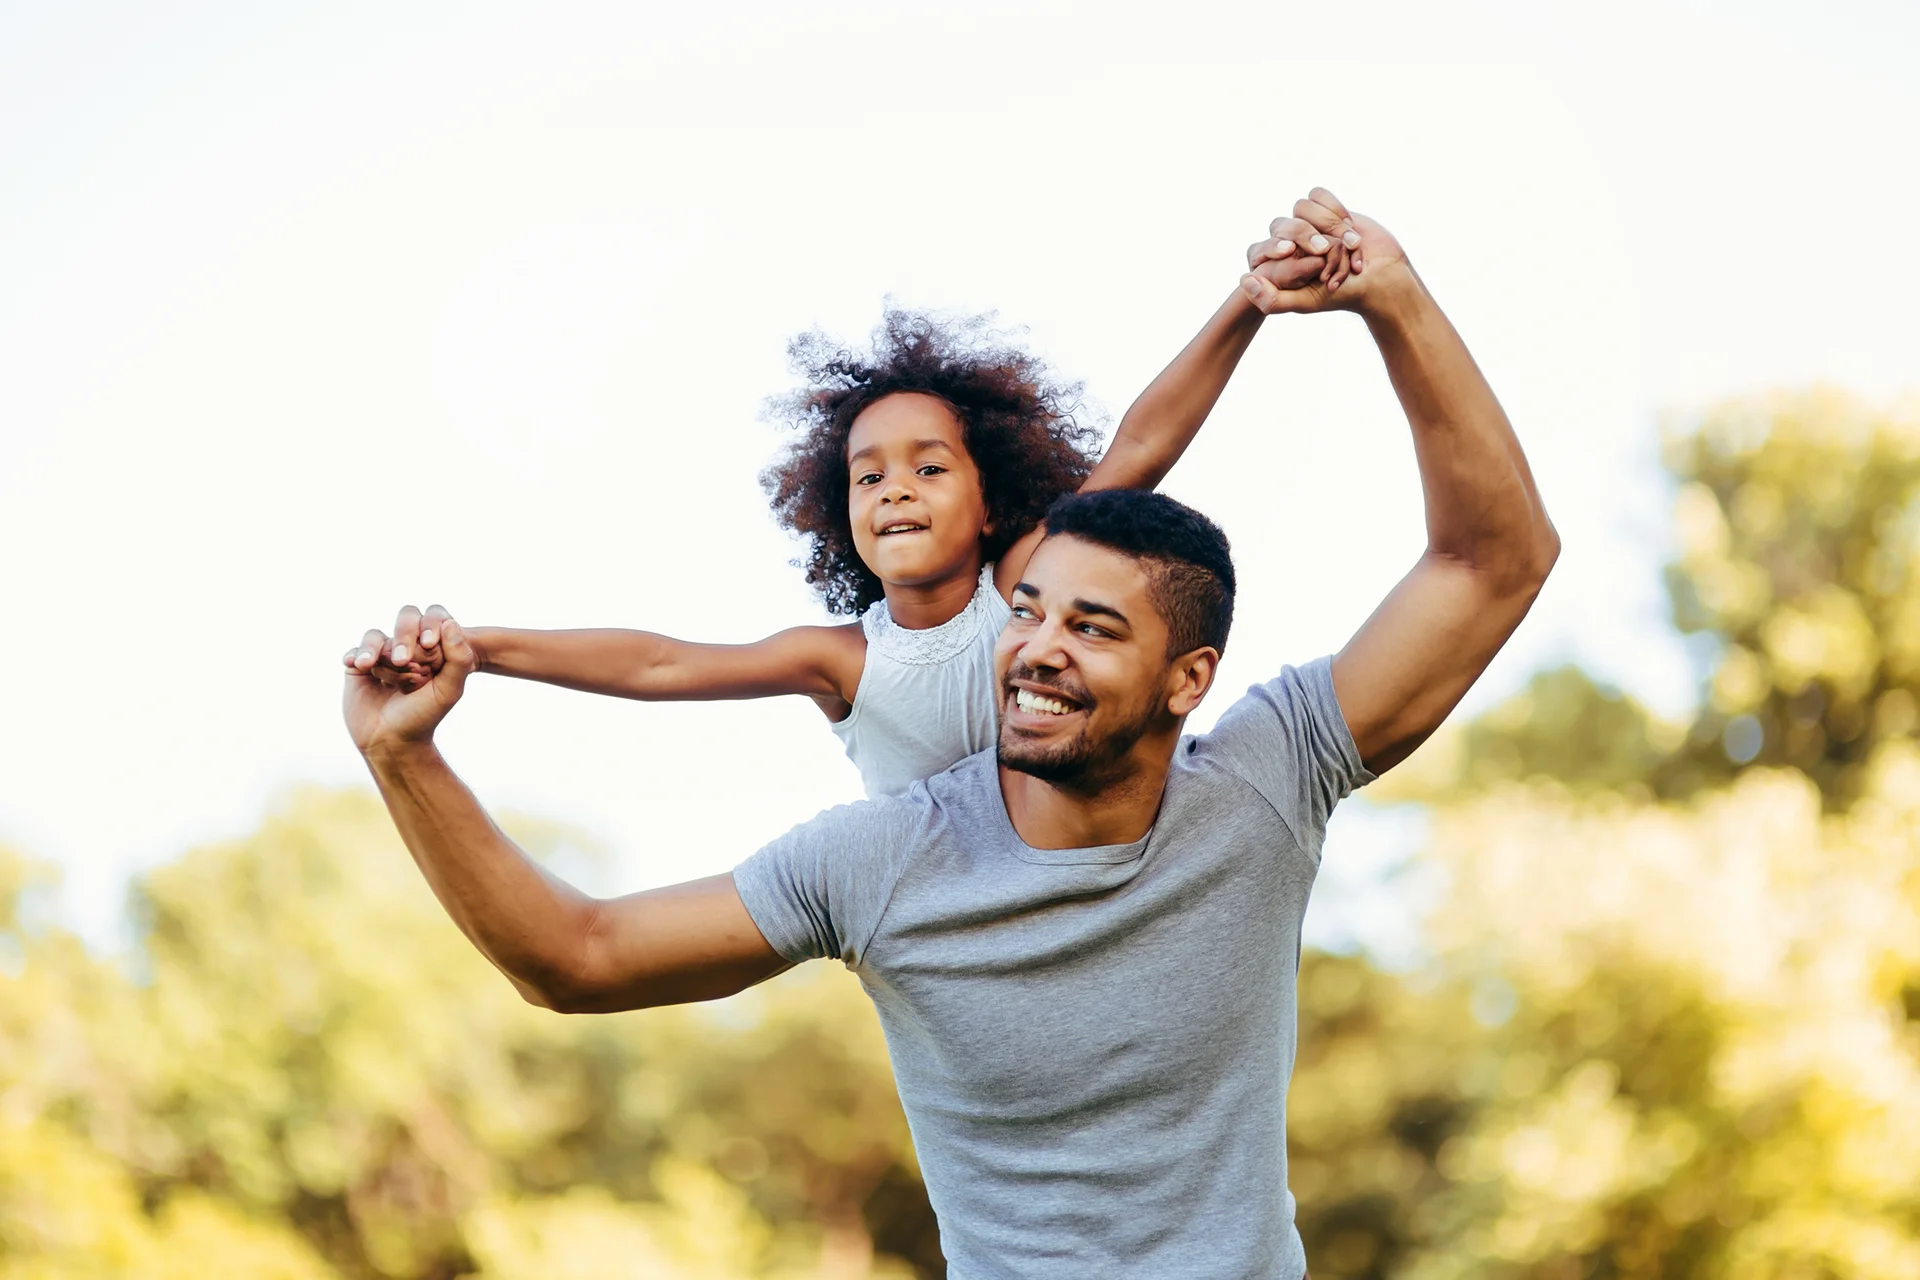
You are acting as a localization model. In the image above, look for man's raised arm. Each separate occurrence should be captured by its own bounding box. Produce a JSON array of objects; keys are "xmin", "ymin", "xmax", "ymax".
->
[
  {"xmin": 1241, "ymin": 189, "xmax": 1560, "ymax": 774},
  {"xmin": 343, "ymin": 609, "xmax": 788, "ymax": 1013}
]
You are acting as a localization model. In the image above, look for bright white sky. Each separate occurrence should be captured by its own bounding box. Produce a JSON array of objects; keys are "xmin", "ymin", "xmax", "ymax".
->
[{"xmin": 3, "ymin": 0, "xmax": 1916, "ymax": 949}]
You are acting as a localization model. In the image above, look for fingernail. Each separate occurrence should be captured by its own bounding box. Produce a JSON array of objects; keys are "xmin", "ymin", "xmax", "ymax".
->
[
  {"xmin": 1330, "ymin": 278, "xmax": 1341, "ymax": 291},
  {"xmin": 1343, "ymin": 230, "xmax": 1361, "ymax": 249},
  {"xmin": 1310, "ymin": 235, "xmax": 1330, "ymax": 254},
  {"xmin": 357, "ymin": 650, "xmax": 371, "ymax": 665},
  {"xmin": 421, "ymin": 630, "xmax": 437, "ymax": 647},
  {"xmin": 392, "ymin": 645, "xmax": 409, "ymax": 664}
]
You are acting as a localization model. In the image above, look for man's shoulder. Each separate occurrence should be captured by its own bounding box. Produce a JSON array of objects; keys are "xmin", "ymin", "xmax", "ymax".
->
[
  {"xmin": 911, "ymin": 748, "xmax": 1006, "ymax": 821},
  {"xmin": 1193, "ymin": 659, "xmax": 1340, "ymax": 754}
]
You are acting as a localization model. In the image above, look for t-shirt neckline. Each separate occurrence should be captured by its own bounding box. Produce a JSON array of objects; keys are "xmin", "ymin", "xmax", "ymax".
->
[{"xmin": 983, "ymin": 758, "xmax": 1160, "ymax": 866}]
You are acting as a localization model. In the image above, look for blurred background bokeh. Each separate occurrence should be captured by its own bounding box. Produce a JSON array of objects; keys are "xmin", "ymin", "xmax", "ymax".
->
[{"xmin": 4, "ymin": 3, "xmax": 1918, "ymax": 1277}]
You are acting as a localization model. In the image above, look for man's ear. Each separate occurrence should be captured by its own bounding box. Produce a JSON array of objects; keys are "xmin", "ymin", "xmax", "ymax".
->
[{"xmin": 1165, "ymin": 646, "xmax": 1221, "ymax": 717}]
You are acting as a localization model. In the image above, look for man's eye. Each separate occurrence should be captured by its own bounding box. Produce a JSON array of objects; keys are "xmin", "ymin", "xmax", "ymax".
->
[
  {"xmin": 1076, "ymin": 623, "xmax": 1112, "ymax": 638},
  {"xmin": 1010, "ymin": 604, "xmax": 1036, "ymax": 619}
]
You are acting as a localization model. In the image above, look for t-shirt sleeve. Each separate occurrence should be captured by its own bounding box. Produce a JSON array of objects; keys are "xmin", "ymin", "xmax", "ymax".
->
[
  {"xmin": 731, "ymin": 797, "xmax": 916, "ymax": 968},
  {"xmin": 1200, "ymin": 655, "xmax": 1375, "ymax": 861}
]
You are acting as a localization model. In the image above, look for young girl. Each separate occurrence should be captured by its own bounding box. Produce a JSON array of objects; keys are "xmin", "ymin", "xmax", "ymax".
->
[{"xmin": 350, "ymin": 224, "xmax": 1343, "ymax": 798}]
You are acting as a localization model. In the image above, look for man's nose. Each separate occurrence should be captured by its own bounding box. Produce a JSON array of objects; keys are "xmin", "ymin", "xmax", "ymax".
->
[{"xmin": 1017, "ymin": 617, "xmax": 1072, "ymax": 672}]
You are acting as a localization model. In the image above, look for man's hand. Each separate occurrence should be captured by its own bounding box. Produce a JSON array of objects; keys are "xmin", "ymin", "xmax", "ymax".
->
[
  {"xmin": 342, "ymin": 605, "xmax": 475, "ymax": 756},
  {"xmin": 1240, "ymin": 188, "xmax": 1409, "ymax": 316}
]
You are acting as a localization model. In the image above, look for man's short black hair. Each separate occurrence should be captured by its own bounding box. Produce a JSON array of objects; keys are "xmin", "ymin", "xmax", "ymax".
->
[{"xmin": 1041, "ymin": 489, "xmax": 1235, "ymax": 656}]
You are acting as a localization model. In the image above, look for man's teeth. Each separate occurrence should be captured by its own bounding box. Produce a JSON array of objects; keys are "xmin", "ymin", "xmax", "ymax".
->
[{"xmin": 1015, "ymin": 689, "xmax": 1075, "ymax": 716}]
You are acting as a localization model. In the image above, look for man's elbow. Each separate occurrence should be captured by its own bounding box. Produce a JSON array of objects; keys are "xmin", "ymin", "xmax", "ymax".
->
[
  {"xmin": 515, "ymin": 971, "xmax": 617, "ymax": 1015},
  {"xmin": 1490, "ymin": 513, "xmax": 1560, "ymax": 601},
  {"xmin": 1518, "ymin": 515, "xmax": 1561, "ymax": 589},
  {"xmin": 513, "ymin": 963, "xmax": 670, "ymax": 1015}
]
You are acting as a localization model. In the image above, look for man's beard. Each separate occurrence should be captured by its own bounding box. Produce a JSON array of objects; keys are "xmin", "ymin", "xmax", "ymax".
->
[{"xmin": 996, "ymin": 663, "xmax": 1160, "ymax": 788}]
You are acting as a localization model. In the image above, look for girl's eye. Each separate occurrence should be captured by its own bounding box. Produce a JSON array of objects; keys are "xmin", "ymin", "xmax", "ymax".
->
[
  {"xmin": 916, "ymin": 465, "xmax": 947, "ymax": 477},
  {"xmin": 855, "ymin": 472, "xmax": 883, "ymax": 486}
]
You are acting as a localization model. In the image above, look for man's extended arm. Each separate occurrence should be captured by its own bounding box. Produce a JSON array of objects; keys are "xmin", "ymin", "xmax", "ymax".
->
[
  {"xmin": 345, "ymin": 613, "xmax": 788, "ymax": 1013},
  {"xmin": 1242, "ymin": 189, "xmax": 1559, "ymax": 774}
]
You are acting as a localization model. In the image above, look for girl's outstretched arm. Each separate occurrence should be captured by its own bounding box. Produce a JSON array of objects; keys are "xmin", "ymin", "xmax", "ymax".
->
[{"xmin": 348, "ymin": 607, "xmax": 864, "ymax": 721}]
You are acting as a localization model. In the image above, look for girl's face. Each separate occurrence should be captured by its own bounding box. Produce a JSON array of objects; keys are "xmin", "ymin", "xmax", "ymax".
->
[{"xmin": 846, "ymin": 392, "xmax": 992, "ymax": 591}]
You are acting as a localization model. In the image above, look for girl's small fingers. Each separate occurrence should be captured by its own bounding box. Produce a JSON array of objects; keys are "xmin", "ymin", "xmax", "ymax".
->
[
  {"xmin": 1328, "ymin": 245, "xmax": 1353, "ymax": 292},
  {"xmin": 1321, "ymin": 243, "xmax": 1347, "ymax": 286}
]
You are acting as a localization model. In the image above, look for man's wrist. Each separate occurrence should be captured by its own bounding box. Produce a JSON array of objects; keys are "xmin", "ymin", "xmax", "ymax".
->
[
  {"xmin": 361, "ymin": 734, "xmax": 441, "ymax": 775},
  {"xmin": 1353, "ymin": 262, "xmax": 1430, "ymax": 328}
]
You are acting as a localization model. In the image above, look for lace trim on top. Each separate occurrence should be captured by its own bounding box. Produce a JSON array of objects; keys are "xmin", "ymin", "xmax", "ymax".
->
[{"xmin": 860, "ymin": 565, "xmax": 999, "ymax": 666}]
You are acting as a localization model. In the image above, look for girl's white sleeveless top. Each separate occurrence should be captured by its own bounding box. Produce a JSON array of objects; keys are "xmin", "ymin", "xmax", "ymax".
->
[{"xmin": 832, "ymin": 565, "xmax": 1012, "ymax": 799}]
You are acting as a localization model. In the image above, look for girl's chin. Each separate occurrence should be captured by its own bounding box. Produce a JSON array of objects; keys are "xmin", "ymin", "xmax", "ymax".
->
[{"xmin": 871, "ymin": 549, "xmax": 978, "ymax": 585}]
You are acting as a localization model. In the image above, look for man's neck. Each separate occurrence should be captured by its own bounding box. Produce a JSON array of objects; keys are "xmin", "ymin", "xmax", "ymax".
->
[{"xmin": 997, "ymin": 733, "xmax": 1181, "ymax": 850}]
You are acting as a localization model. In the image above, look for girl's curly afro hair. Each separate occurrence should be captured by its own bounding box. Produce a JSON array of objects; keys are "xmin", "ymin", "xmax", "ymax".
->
[{"xmin": 761, "ymin": 305, "xmax": 1102, "ymax": 616}]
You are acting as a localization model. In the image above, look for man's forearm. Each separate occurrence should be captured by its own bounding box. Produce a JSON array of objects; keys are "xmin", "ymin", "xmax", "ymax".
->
[
  {"xmin": 364, "ymin": 741, "xmax": 594, "ymax": 1005},
  {"xmin": 1362, "ymin": 273, "xmax": 1558, "ymax": 583},
  {"xmin": 1093, "ymin": 290, "xmax": 1267, "ymax": 492}
]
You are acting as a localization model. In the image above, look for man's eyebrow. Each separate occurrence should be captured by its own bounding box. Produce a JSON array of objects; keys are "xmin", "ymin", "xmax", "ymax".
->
[
  {"xmin": 1071, "ymin": 598, "xmax": 1132, "ymax": 629},
  {"xmin": 1011, "ymin": 583, "xmax": 1132, "ymax": 630}
]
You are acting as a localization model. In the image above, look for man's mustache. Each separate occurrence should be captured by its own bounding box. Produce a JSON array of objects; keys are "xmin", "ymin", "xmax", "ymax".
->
[{"xmin": 1002, "ymin": 662, "xmax": 1096, "ymax": 711}]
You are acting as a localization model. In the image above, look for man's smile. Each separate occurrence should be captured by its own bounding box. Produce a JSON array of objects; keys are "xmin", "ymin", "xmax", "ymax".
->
[
  {"xmin": 1014, "ymin": 689, "xmax": 1075, "ymax": 716},
  {"xmin": 1004, "ymin": 678, "xmax": 1090, "ymax": 730}
]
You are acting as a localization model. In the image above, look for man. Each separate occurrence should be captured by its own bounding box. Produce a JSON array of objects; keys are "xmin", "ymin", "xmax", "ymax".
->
[{"xmin": 344, "ymin": 190, "xmax": 1557, "ymax": 1277}]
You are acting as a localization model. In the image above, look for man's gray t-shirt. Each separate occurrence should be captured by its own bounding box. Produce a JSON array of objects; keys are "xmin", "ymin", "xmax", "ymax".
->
[{"xmin": 733, "ymin": 658, "xmax": 1372, "ymax": 1278}]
